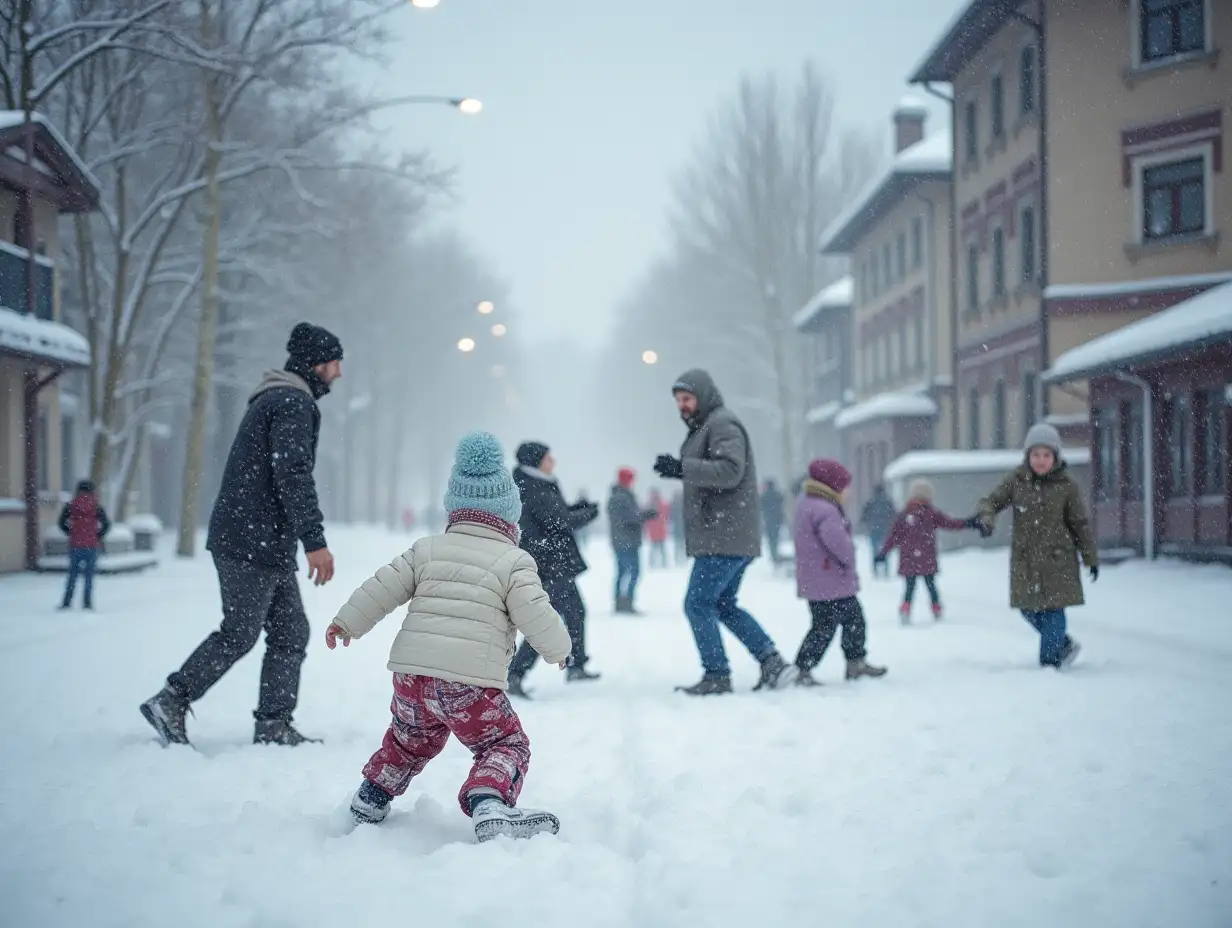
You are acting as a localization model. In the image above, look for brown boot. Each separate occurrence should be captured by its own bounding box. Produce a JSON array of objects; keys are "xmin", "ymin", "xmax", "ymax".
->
[{"xmin": 845, "ymin": 658, "xmax": 887, "ymax": 680}]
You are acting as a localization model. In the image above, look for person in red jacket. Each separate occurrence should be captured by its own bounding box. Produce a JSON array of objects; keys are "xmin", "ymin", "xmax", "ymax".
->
[
  {"xmin": 879, "ymin": 479, "xmax": 978, "ymax": 623},
  {"xmin": 58, "ymin": 479, "xmax": 111, "ymax": 610},
  {"xmin": 645, "ymin": 489, "xmax": 670, "ymax": 568}
]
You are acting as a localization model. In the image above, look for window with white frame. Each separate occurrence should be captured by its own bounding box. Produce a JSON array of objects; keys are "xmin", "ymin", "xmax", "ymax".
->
[
  {"xmin": 1139, "ymin": 0, "xmax": 1206, "ymax": 65},
  {"xmin": 895, "ymin": 232, "xmax": 907, "ymax": 281},
  {"xmin": 882, "ymin": 243, "xmax": 893, "ymax": 287},
  {"xmin": 967, "ymin": 388, "xmax": 982, "ymax": 450},
  {"xmin": 914, "ymin": 311, "xmax": 925, "ymax": 370},
  {"xmin": 1140, "ymin": 153, "xmax": 1207, "ymax": 242},
  {"xmin": 964, "ymin": 99, "xmax": 978, "ymax": 161},
  {"xmin": 990, "ymin": 71, "xmax": 1005, "ymax": 141},
  {"xmin": 911, "ymin": 216, "xmax": 924, "ymax": 268},
  {"xmin": 1019, "ymin": 202, "xmax": 1037, "ymax": 283},
  {"xmin": 992, "ymin": 380, "xmax": 1008, "ymax": 449},
  {"xmin": 1019, "ymin": 45, "xmax": 1037, "ymax": 116},
  {"xmin": 991, "ymin": 225, "xmax": 1007, "ymax": 298},
  {"xmin": 966, "ymin": 242, "xmax": 980, "ymax": 315}
]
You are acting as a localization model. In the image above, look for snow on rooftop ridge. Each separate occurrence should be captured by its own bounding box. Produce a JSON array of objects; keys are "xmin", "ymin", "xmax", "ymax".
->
[
  {"xmin": 0, "ymin": 110, "xmax": 101, "ymax": 197},
  {"xmin": 896, "ymin": 93, "xmax": 928, "ymax": 115},
  {"xmin": 0, "ymin": 307, "xmax": 91, "ymax": 367},
  {"xmin": 820, "ymin": 131, "xmax": 952, "ymax": 253},
  {"xmin": 793, "ymin": 275, "xmax": 854, "ymax": 328},
  {"xmin": 883, "ymin": 447, "xmax": 1091, "ymax": 483},
  {"xmin": 1047, "ymin": 281, "xmax": 1232, "ymax": 382},
  {"xmin": 835, "ymin": 392, "xmax": 938, "ymax": 431},
  {"xmin": 1044, "ymin": 270, "xmax": 1232, "ymax": 301}
]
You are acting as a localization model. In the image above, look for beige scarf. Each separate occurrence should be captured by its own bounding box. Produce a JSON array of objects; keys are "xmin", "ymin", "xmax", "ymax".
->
[{"xmin": 803, "ymin": 479, "xmax": 844, "ymax": 506}]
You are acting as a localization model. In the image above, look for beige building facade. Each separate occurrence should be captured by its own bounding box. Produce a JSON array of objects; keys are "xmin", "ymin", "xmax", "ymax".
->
[
  {"xmin": 0, "ymin": 114, "xmax": 98, "ymax": 572},
  {"xmin": 820, "ymin": 102, "xmax": 955, "ymax": 510},
  {"xmin": 913, "ymin": 0, "xmax": 1231, "ymax": 451}
]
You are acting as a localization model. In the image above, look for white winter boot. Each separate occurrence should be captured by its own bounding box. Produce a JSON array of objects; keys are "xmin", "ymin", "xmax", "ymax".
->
[{"xmin": 470, "ymin": 796, "xmax": 559, "ymax": 843}]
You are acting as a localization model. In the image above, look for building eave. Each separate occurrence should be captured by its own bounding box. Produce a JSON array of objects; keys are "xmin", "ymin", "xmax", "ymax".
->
[
  {"xmin": 0, "ymin": 114, "xmax": 101, "ymax": 213},
  {"xmin": 1043, "ymin": 333, "xmax": 1231, "ymax": 385},
  {"xmin": 909, "ymin": 0, "xmax": 1026, "ymax": 85},
  {"xmin": 820, "ymin": 169, "xmax": 951, "ymax": 255}
]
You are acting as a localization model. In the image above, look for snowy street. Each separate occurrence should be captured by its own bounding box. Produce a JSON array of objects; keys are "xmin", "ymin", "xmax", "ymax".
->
[{"xmin": 2, "ymin": 529, "xmax": 1231, "ymax": 928}]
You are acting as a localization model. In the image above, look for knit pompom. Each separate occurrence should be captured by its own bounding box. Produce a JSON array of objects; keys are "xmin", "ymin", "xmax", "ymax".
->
[{"xmin": 453, "ymin": 431, "xmax": 505, "ymax": 477}]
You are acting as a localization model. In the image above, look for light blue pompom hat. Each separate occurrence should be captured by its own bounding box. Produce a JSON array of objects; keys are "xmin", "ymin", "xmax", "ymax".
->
[{"xmin": 443, "ymin": 431, "xmax": 523, "ymax": 525}]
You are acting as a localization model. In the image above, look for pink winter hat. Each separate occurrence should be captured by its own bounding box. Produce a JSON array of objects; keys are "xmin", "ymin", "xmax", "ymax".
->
[{"xmin": 808, "ymin": 458, "xmax": 852, "ymax": 492}]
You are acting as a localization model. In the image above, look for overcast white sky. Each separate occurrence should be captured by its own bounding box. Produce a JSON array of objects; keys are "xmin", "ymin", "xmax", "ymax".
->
[{"xmin": 366, "ymin": 0, "xmax": 968, "ymax": 347}]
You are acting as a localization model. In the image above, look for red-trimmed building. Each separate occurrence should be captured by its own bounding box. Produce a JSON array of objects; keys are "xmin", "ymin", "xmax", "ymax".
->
[
  {"xmin": 911, "ymin": 0, "xmax": 1231, "ymax": 452},
  {"xmin": 1045, "ymin": 281, "xmax": 1231, "ymax": 564}
]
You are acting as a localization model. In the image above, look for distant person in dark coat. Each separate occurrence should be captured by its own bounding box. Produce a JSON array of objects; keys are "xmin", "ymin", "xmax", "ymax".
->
[
  {"xmin": 606, "ymin": 467, "xmax": 655, "ymax": 614},
  {"xmin": 140, "ymin": 322, "xmax": 342, "ymax": 748},
  {"xmin": 507, "ymin": 442, "xmax": 600, "ymax": 696},
  {"xmin": 58, "ymin": 479, "xmax": 110, "ymax": 610},
  {"xmin": 860, "ymin": 484, "xmax": 898, "ymax": 578},
  {"xmin": 760, "ymin": 478, "xmax": 787, "ymax": 568}
]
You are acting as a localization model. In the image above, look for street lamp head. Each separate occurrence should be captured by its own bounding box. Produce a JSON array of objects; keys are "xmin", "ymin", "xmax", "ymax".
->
[
  {"xmin": 455, "ymin": 98, "xmax": 483, "ymax": 115},
  {"xmin": 642, "ymin": 349, "xmax": 659, "ymax": 365},
  {"xmin": 477, "ymin": 300, "xmax": 495, "ymax": 315},
  {"xmin": 410, "ymin": 0, "xmax": 440, "ymax": 8},
  {"xmin": 457, "ymin": 337, "xmax": 476, "ymax": 353},
  {"xmin": 491, "ymin": 323, "xmax": 507, "ymax": 337}
]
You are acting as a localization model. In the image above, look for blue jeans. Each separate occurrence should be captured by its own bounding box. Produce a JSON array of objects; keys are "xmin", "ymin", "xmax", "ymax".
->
[
  {"xmin": 1021, "ymin": 609, "xmax": 1067, "ymax": 666},
  {"xmin": 614, "ymin": 549, "xmax": 641, "ymax": 601},
  {"xmin": 870, "ymin": 535, "xmax": 887, "ymax": 575},
  {"xmin": 684, "ymin": 556, "xmax": 776, "ymax": 676},
  {"xmin": 63, "ymin": 547, "xmax": 99, "ymax": 607}
]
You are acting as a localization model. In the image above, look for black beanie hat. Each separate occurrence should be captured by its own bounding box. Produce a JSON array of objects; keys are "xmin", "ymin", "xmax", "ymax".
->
[
  {"xmin": 516, "ymin": 441, "xmax": 550, "ymax": 468},
  {"xmin": 286, "ymin": 322, "xmax": 343, "ymax": 367}
]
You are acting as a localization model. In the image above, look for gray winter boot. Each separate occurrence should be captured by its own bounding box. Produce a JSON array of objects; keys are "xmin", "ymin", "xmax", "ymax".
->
[
  {"xmin": 140, "ymin": 686, "xmax": 192, "ymax": 747},
  {"xmin": 254, "ymin": 720, "xmax": 321, "ymax": 746}
]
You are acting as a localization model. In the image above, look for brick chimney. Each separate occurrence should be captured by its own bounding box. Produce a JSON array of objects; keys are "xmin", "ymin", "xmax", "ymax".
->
[{"xmin": 893, "ymin": 94, "xmax": 928, "ymax": 153}]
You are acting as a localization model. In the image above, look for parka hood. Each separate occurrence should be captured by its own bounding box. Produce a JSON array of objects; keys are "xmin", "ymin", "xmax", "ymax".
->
[
  {"xmin": 672, "ymin": 368, "xmax": 724, "ymax": 426},
  {"xmin": 250, "ymin": 369, "xmax": 314, "ymax": 404}
]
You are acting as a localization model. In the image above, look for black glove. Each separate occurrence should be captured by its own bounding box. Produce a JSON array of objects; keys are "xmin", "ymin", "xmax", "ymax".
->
[
  {"xmin": 654, "ymin": 454, "xmax": 683, "ymax": 480},
  {"xmin": 975, "ymin": 519, "xmax": 993, "ymax": 539},
  {"xmin": 964, "ymin": 516, "xmax": 983, "ymax": 531},
  {"xmin": 1089, "ymin": 565, "xmax": 1099, "ymax": 582}
]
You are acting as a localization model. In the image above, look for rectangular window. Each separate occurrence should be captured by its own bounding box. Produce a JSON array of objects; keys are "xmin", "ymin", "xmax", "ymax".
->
[
  {"xmin": 966, "ymin": 243, "xmax": 980, "ymax": 315},
  {"xmin": 1201, "ymin": 389, "xmax": 1227, "ymax": 494},
  {"xmin": 1021, "ymin": 371, "xmax": 1037, "ymax": 437},
  {"xmin": 967, "ymin": 388, "xmax": 981, "ymax": 450},
  {"xmin": 1095, "ymin": 406, "xmax": 1121, "ymax": 501},
  {"xmin": 1019, "ymin": 45, "xmax": 1037, "ymax": 115},
  {"xmin": 870, "ymin": 257, "xmax": 879, "ymax": 298},
  {"xmin": 1125, "ymin": 401, "xmax": 1145, "ymax": 499},
  {"xmin": 882, "ymin": 244, "xmax": 893, "ymax": 288},
  {"xmin": 993, "ymin": 381, "xmax": 1007, "ymax": 449},
  {"xmin": 914, "ymin": 312, "xmax": 925, "ymax": 371},
  {"xmin": 890, "ymin": 326, "xmax": 902, "ymax": 379},
  {"xmin": 880, "ymin": 335, "xmax": 890, "ymax": 383},
  {"xmin": 1169, "ymin": 393, "xmax": 1193, "ymax": 495},
  {"xmin": 992, "ymin": 226, "xmax": 1006, "ymax": 297},
  {"xmin": 60, "ymin": 415, "xmax": 76, "ymax": 493},
  {"xmin": 1020, "ymin": 204, "xmax": 1037, "ymax": 283},
  {"xmin": 1143, "ymin": 156, "xmax": 1204, "ymax": 241},
  {"xmin": 895, "ymin": 233, "xmax": 907, "ymax": 281},
  {"xmin": 964, "ymin": 99, "xmax": 978, "ymax": 161},
  {"xmin": 1141, "ymin": 0, "xmax": 1205, "ymax": 63},
  {"xmin": 37, "ymin": 412, "xmax": 50, "ymax": 493},
  {"xmin": 911, "ymin": 216, "xmax": 924, "ymax": 268},
  {"xmin": 991, "ymin": 72, "xmax": 1005, "ymax": 140}
]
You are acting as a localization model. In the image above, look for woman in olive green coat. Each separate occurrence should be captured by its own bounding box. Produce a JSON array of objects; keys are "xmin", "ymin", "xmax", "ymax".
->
[{"xmin": 977, "ymin": 423, "xmax": 1099, "ymax": 668}]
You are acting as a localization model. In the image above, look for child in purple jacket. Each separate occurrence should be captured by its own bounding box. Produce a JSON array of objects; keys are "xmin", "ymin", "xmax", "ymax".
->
[{"xmin": 791, "ymin": 459, "xmax": 888, "ymax": 686}]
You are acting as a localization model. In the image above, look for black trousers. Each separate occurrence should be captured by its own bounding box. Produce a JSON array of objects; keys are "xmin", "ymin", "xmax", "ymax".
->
[
  {"xmin": 509, "ymin": 577, "xmax": 587, "ymax": 679},
  {"xmin": 903, "ymin": 574, "xmax": 940, "ymax": 606},
  {"xmin": 795, "ymin": 597, "xmax": 867, "ymax": 670},
  {"xmin": 168, "ymin": 556, "xmax": 310, "ymax": 722}
]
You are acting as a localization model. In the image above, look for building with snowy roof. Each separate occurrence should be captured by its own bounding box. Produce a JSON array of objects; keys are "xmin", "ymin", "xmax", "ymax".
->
[
  {"xmin": 793, "ymin": 275, "xmax": 854, "ymax": 461},
  {"xmin": 911, "ymin": 0, "xmax": 1232, "ymax": 457},
  {"xmin": 1045, "ymin": 281, "xmax": 1231, "ymax": 564},
  {"xmin": 0, "ymin": 112, "xmax": 100, "ymax": 572},
  {"xmin": 817, "ymin": 100, "xmax": 954, "ymax": 511}
]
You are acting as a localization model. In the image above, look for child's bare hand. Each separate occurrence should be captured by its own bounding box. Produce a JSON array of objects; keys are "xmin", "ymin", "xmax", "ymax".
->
[
  {"xmin": 325, "ymin": 623, "xmax": 350, "ymax": 650},
  {"xmin": 557, "ymin": 661, "xmax": 567, "ymax": 670}
]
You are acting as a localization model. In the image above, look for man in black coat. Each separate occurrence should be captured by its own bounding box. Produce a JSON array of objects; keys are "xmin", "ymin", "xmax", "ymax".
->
[
  {"xmin": 507, "ymin": 441, "xmax": 600, "ymax": 697},
  {"xmin": 140, "ymin": 323, "xmax": 342, "ymax": 747},
  {"xmin": 860, "ymin": 484, "xmax": 898, "ymax": 579}
]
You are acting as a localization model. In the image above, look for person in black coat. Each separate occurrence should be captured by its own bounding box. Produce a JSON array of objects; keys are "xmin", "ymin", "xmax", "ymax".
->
[
  {"xmin": 607, "ymin": 467, "xmax": 656, "ymax": 614},
  {"xmin": 760, "ymin": 478, "xmax": 787, "ymax": 567},
  {"xmin": 860, "ymin": 484, "xmax": 898, "ymax": 579},
  {"xmin": 507, "ymin": 441, "xmax": 600, "ymax": 696},
  {"xmin": 141, "ymin": 322, "xmax": 342, "ymax": 748}
]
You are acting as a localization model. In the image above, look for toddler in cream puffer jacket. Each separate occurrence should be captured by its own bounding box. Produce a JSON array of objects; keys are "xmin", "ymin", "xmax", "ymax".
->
[{"xmin": 326, "ymin": 431, "xmax": 571, "ymax": 843}]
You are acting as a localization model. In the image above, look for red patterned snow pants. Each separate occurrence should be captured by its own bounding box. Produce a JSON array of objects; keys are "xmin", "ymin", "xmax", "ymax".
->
[{"xmin": 361, "ymin": 673, "xmax": 531, "ymax": 815}]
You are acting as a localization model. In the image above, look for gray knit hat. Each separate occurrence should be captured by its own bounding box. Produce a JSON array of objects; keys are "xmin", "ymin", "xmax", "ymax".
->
[
  {"xmin": 1023, "ymin": 422, "xmax": 1063, "ymax": 456},
  {"xmin": 443, "ymin": 432, "xmax": 522, "ymax": 524}
]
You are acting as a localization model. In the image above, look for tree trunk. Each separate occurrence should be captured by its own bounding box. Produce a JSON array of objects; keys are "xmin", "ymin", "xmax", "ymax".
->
[{"xmin": 176, "ymin": 2, "xmax": 223, "ymax": 557}]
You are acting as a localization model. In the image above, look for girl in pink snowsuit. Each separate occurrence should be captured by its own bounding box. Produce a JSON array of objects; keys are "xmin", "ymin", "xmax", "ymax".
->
[{"xmin": 325, "ymin": 432, "xmax": 572, "ymax": 843}]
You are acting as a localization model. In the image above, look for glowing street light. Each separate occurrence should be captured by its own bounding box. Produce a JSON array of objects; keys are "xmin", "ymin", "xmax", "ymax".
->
[
  {"xmin": 457, "ymin": 337, "xmax": 476, "ymax": 353},
  {"xmin": 456, "ymin": 98, "xmax": 483, "ymax": 115},
  {"xmin": 491, "ymin": 323, "xmax": 507, "ymax": 337},
  {"xmin": 410, "ymin": 0, "xmax": 440, "ymax": 8},
  {"xmin": 642, "ymin": 349, "xmax": 659, "ymax": 365},
  {"xmin": 477, "ymin": 300, "xmax": 495, "ymax": 315}
]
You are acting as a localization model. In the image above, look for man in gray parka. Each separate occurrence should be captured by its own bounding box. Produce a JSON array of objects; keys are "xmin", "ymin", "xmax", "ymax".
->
[{"xmin": 654, "ymin": 369, "xmax": 797, "ymax": 695}]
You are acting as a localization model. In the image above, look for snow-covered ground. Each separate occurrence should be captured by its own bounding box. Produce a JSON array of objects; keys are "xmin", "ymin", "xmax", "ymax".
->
[{"xmin": 2, "ymin": 527, "xmax": 1231, "ymax": 927}]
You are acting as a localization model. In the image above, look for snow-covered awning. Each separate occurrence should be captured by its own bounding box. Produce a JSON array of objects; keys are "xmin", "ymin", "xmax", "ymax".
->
[
  {"xmin": 0, "ymin": 111, "xmax": 100, "ymax": 214},
  {"xmin": 805, "ymin": 400, "xmax": 842, "ymax": 425},
  {"xmin": 883, "ymin": 447, "xmax": 1092, "ymax": 484},
  {"xmin": 834, "ymin": 392, "xmax": 938, "ymax": 431},
  {"xmin": 1043, "ymin": 270, "xmax": 1232, "ymax": 302},
  {"xmin": 0, "ymin": 307, "xmax": 91, "ymax": 368},
  {"xmin": 820, "ymin": 132, "xmax": 952, "ymax": 255},
  {"xmin": 794, "ymin": 276, "xmax": 853, "ymax": 331},
  {"xmin": 1044, "ymin": 281, "xmax": 1232, "ymax": 383}
]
